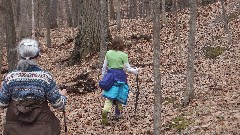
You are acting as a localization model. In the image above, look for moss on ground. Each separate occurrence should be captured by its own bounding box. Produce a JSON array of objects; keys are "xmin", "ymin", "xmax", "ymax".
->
[
  {"xmin": 168, "ymin": 115, "xmax": 191, "ymax": 132},
  {"xmin": 203, "ymin": 46, "xmax": 226, "ymax": 59}
]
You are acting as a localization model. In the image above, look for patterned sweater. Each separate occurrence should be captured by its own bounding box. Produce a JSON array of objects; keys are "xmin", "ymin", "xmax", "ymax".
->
[{"xmin": 0, "ymin": 65, "xmax": 66, "ymax": 110}]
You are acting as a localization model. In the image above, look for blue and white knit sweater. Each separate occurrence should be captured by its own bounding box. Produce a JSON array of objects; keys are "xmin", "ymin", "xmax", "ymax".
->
[{"xmin": 0, "ymin": 65, "xmax": 66, "ymax": 110}]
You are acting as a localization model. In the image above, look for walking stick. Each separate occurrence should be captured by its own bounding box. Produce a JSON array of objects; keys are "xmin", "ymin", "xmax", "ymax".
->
[
  {"xmin": 134, "ymin": 74, "xmax": 139, "ymax": 114},
  {"xmin": 63, "ymin": 104, "xmax": 68, "ymax": 135},
  {"xmin": 60, "ymin": 84, "xmax": 68, "ymax": 135}
]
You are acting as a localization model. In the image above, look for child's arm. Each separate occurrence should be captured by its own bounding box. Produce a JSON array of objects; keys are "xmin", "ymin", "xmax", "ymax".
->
[
  {"xmin": 124, "ymin": 63, "xmax": 138, "ymax": 74},
  {"xmin": 102, "ymin": 57, "xmax": 108, "ymax": 76}
]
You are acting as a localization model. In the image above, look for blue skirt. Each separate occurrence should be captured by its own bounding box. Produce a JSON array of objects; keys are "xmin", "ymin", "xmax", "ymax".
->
[{"xmin": 102, "ymin": 82, "xmax": 129, "ymax": 105}]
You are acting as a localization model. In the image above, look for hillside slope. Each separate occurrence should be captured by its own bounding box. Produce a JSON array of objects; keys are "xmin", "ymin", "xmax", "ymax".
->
[{"xmin": 0, "ymin": 0, "xmax": 239, "ymax": 134}]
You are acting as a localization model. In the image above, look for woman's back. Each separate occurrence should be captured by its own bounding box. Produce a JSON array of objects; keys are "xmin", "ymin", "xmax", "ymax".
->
[{"xmin": 1, "ymin": 65, "xmax": 62, "ymax": 107}]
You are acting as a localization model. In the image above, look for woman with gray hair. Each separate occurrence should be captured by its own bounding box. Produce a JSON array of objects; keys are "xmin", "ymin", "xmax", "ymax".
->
[{"xmin": 0, "ymin": 38, "xmax": 67, "ymax": 135}]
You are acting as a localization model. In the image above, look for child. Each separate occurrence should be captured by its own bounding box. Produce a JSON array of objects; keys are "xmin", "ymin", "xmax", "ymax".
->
[{"xmin": 100, "ymin": 36, "xmax": 139, "ymax": 125}]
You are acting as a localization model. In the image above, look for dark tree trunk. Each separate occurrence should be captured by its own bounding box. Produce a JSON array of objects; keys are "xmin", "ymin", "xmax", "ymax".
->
[
  {"xmin": 44, "ymin": 0, "xmax": 51, "ymax": 47},
  {"xmin": 220, "ymin": 0, "xmax": 232, "ymax": 46},
  {"xmin": 109, "ymin": 0, "xmax": 115, "ymax": 20},
  {"xmin": 4, "ymin": 0, "xmax": 17, "ymax": 71},
  {"xmin": 64, "ymin": 0, "xmax": 72, "ymax": 27},
  {"xmin": 0, "ymin": 0, "xmax": 5, "ymax": 76},
  {"xmin": 49, "ymin": 0, "xmax": 58, "ymax": 29},
  {"xmin": 153, "ymin": 0, "xmax": 162, "ymax": 134},
  {"xmin": 99, "ymin": 0, "xmax": 111, "ymax": 67},
  {"xmin": 183, "ymin": 0, "xmax": 197, "ymax": 106},
  {"xmin": 71, "ymin": 0, "xmax": 79, "ymax": 27},
  {"xmin": 19, "ymin": 0, "xmax": 32, "ymax": 39},
  {"xmin": 69, "ymin": 0, "xmax": 111, "ymax": 65}
]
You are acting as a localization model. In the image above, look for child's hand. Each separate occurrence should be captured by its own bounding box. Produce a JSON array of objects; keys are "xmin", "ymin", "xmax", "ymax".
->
[{"xmin": 133, "ymin": 67, "xmax": 139, "ymax": 75}]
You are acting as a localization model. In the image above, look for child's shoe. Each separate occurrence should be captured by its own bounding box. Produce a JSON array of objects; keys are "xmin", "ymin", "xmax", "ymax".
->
[
  {"xmin": 102, "ymin": 110, "xmax": 110, "ymax": 126},
  {"xmin": 114, "ymin": 106, "xmax": 122, "ymax": 119}
]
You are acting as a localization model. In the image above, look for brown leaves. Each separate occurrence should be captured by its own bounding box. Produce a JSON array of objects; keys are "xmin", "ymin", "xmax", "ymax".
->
[{"xmin": 0, "ymin": 0, "xmax": 239, "ymax": 134}]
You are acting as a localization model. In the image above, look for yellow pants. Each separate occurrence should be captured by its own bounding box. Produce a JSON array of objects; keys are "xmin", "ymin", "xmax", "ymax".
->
[{"xmin": 103, "ymin": 99, "xmax": 123, "ymax": 112}]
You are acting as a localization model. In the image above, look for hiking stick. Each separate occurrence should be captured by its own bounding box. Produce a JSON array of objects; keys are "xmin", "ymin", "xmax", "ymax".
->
[
  {"xmin": 63, "ymin": 104, "xmax": 68, "ymax": 135},
  {"xmin": 59, "ymin": 84, "xmax": 68, "ymax": 135},
  {"xmin": 134, "ymin": 74, "xmax": 139, "ymax": 114}
]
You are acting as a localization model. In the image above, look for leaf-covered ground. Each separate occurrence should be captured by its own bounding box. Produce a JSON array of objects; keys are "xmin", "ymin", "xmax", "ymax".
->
[{"xmin": 1, "ymin": 0, "xmax": 239, "ymax": 134}]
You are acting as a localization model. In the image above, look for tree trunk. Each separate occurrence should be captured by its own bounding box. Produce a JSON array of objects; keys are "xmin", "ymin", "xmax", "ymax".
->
[
  {"xmin": 220, "ymin": 0, "xmax": 232, "ymax": 46},
  {"xmin": 32, "ymin": 0, "xmax": 35, "ymax": 39},
  {"xmin": 139, "ymin": 0, "xmax": 143, "ymax": 18},
  {"xmin": 128, "ymin": 0, "xmax": 137, "ymax": 18},
  {"xmin": 132, "ymin": 0, "xmax": 137, "ymax": 18},
  {"xmin": 162, "ymin": 0, "xmax": 167, "ymax": 23},
  {"xmin": 69, "ymin": 0, "xmax": 111, "ymax": 65},
  {"xmin": 19, "ymin": 0, "xmax": 32, "ymax": 40},
  {"xmin": 174, "ymin": 0, "xmax": 182, "ymax": 58},
  {"xmin": 183, "ymin": 0, "xmax": 197, "ymax": 107},
  {"xmin": 44, "ymin": 0, "xmax": 51, "ymax": 47},
  {"xmin": 109, "ymin": 0, "xmax": 115, "ymax": 20},
  {"xmin": 64, "ymin": 0, "xmax": 73, "ymax": 27},
  {"xmin": 153, "ymin": 0, "xmax": 162, "ymax": 134},
  {"xmin": 49, "ymin": 0, "xmax": 58, "ymax": 29},
  {"xmin": 144, "ymin": 0, "xmax": 151, "ymax": 18},
  {"xmin": 4, "ymin": 0, "xmax": 17, "ymax": 71},
  {"xmin": 71, "ymin": 0, "xmax": 79, "ymax": 27},
  {"xmin": 116, "ymin": 0, "xmax": 121, "ymax": 31},
  {"xmin": 0, "ymin": 0, "xmax": 4, "ymax": 76},
  {"xmin": 99, "ymin": 0, "xmax": 110, "ymax": 67}
]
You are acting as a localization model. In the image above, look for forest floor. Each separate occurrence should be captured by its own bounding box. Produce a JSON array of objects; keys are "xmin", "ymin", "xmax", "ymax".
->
[{"xmin": 1, "ymin": 0, "xmax": 240, "ymax": 134}]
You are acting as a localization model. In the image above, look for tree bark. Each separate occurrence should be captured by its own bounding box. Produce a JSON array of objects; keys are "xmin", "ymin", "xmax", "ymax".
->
[
  {"xmin": 49, "ymin": 0, "xmax": 58, "ymax": 29},
  {"xmin": 44, "ymin": 0, "xmax": 51, "ymax": 47},
  {"xmin": 69, "ymin": 0, "xmax": 111, "ymax": 65},
  {"xmin": 109, "ymin": 0, "xmax": 115, "ymax": 20},
  {"xmin": 116, "ymin": 0, "xmax": 121, "ymax": 31},
  {"xmin": 183, "ymin": 0, "xmax": 197, "ymax": 107},
  {"xmin": 4, "ymin": 0, "xmax": 17, "ymax": 71},
  {"xmin": 0, "ymin": 0, "xmax": 4, "ymax": 76},
  {"xmin": 220, "ymin": 0, "xmax": 232, "ymax": 46},
  {"xmin": 153, "ymin": 0, "xmax": 162, "ymax": 134},
  {"xmin": 71, "ymin": 0, "xmax": 79, "ymax": 27},
  {"xmin": 162, "ymin": 0, "xmax": 167, "ymax": 23},
  {"xmin": 173, "ymin": 0, "xmax": 182, "ymax": 58},
  {"xmin": 32, "ymin": 0, "xmax": 35, "ymax": 39},
  {"xmin": 19, "ymin": 0, "xmax": 32, "ymax": 39},
  {"xmin": 64, "ymin": 0, "xmax": 73, "ymax": 27}
]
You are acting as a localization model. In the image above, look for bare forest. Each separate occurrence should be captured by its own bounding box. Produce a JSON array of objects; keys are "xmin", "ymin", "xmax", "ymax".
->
[{"xmin": 0, "ymin": 0, "xmax": 239, "ymax": 134}]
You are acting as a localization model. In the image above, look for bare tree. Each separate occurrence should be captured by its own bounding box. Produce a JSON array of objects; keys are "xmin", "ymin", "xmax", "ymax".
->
[
  {"xmin": 19, "ymin": 0, "xmax": 32, "ymax": 39},
  {"xmin": 43, "ymin": 0, "xmax": 51, "ymax": 47},
  {"xmin": 173, "ymin": 0, "xmax": 182, "ymax": 58},
  {"xmin": 109, "ymin": 0, "xmax": 115, "ymax": 19},
  {"xmin": 183, "ymin": 0, "xmax": 197, "ymax": 106},
  {"xmin": 116, "ymin": 0, "xmax": 121, "ymax": 31},
  {"xmin": 162, "ymin": 0, "xmax": 167, "ymax": 23},
  {"xmin": 69, "ymin": 0, "xmax": 111, "ymax": 65},
  {"xmin": 4, "ymin": 0, "xmax": 17, "ymax": 71},
  {"xmin": 64, "ymin": 0, "xmax": 73, "ymax": 27},
  {"xmin": 32, "ymin": 0, "xmax": 35, "ymax": 39},
  {"xmin": 49, "ymin": 0, "xmax": 58, "ymax": 29},
  {"xmin": 0, "ymin": 0, "xmax": 5, "ymax": 75},
  {"xmin": 128, "ymin": 0, "xmax": 137, "ymax": 19},
  {"xmin": 99, "ymin": 0, "xmax": 109, "ymax": 67},
  {"xmin": 153, "ymin": 0, "xmax": 162, "ymax": 134},
  {"xmin": 71, "ymin": 0, "xmax": 79, "ymax": 27},
  {"xmin": 220, "ymin": 0, "xmax": 232, "ymax": 46}
]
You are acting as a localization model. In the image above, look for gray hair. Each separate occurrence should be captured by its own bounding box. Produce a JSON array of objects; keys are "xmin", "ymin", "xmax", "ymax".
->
[{"xmin": 17, "ymin": 38, "xmax": 40, "ymax": 71}]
